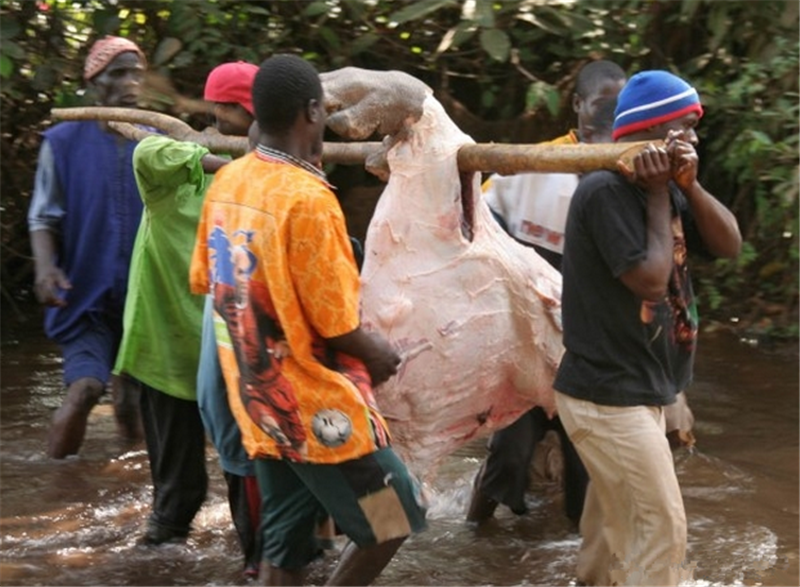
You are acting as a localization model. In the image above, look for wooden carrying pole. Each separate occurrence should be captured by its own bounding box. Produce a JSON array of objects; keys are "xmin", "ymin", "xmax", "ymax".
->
[{"xmin": 51, "ymin": 107, "xmax": 656, "ymax": 175}]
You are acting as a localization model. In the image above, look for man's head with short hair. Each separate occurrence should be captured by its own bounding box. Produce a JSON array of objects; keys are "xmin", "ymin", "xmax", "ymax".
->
[
  {"xmin": 252, "ymin": 54, "xmax": 326, "ymax": 167},
  {"xmin": 573, "ymin": 60, "xmax": 626, "ymax": 144},
  {"xmin": 575, "ymin": 60, "xmax": 626, "ymax": 99},
  {"xmin": 252, "ymin": 54, "xmax": 324, "ymax": 136}
]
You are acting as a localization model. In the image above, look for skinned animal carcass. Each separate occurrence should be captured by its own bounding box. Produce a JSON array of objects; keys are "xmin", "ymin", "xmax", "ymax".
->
[{"xmin": 321, "ymin": 68, "xmax": 564, "ymax": 477}]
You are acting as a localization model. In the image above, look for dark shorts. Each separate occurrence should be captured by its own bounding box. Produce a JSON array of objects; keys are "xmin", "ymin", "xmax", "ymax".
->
[
  {"xmin": 254, "ymin": 448, "xmax": 428, "ymax": 570},
  {"xmin": 59, "ymin": 316, "xmax": 122, "ymax": 386}
]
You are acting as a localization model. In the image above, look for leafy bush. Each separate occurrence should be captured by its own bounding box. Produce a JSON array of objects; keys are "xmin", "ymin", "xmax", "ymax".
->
[{"xmin": 2, "ymin": 0, "xmax": 797, "ymax": 337}]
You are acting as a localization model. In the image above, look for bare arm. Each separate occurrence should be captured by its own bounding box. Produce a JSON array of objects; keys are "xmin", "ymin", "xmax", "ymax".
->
[
  {"xmin": 325, "ymin": 327, "xmax": 401, "ymax": 386},
  {"xmin": 667, "ymin": 131, "xmax": 742, "ymax": 259},
  {"xmin": 681, "ymin": 181, "xmax": 742, "ymax": 258},
  {"xmin": 201, "ymin": 153, "xmax": 231, "ymax": 174},
  {"xmin": 617, "ymin": 144, "xmax": 675, "ymax": 301},
  {"xmin": 30, "ymin": 229, "xmax": 71, "ymax": 307}
]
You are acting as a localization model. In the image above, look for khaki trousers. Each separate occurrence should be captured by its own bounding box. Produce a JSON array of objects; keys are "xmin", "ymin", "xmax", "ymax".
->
[{"xmin": 555, "ymin": 391, "xmax": 693, "ymax": 586}]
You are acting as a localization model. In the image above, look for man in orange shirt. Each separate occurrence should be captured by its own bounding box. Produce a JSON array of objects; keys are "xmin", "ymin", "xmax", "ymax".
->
[{"xmin": 190, "ymin": 54, "xmax": 427, "ymax": 586}]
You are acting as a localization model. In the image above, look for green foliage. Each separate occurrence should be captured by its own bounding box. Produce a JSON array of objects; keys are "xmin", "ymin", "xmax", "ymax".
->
[
  {"xmin": 1, "ymin": 0, "xmax": 798, "ymax": 336},
  {"xmin": 525, "ymin": 80, "xmax": 561, "ymax": 118},
  {"xmin": 680, "ymin": 7, "xmax": 800, "ymax": 337},
  {"xmin": 479, "ymin": 28, "xmax": 510, "ymax": 62}
]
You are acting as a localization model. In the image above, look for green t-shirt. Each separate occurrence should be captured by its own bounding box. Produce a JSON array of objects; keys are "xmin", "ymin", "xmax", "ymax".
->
[{"xmin": 114, "ymin": 135, "xmax": 215, "ymax": 400}]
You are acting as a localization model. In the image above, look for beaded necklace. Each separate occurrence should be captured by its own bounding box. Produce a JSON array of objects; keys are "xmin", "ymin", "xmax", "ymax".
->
[{"xmin": 255, "ymin": 144, "xmax": 331, "ymax": 187}]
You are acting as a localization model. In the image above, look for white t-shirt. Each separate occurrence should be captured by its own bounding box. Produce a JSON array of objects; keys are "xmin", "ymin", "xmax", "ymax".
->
[{"xmin": 483, "ymin": 171, "xmax": 580, "ymax": 255}]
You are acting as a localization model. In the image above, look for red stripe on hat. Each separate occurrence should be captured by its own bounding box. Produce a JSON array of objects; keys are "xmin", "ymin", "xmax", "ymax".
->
[{"xmin": 612, "ymin": 103, "xmax": 703, "ymax": 141}]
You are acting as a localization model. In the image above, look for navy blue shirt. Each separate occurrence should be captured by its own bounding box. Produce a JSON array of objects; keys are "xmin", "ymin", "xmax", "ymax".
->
[{"xmin": 32, "ymin": 121, "xmax": 143, "ymax": 342}]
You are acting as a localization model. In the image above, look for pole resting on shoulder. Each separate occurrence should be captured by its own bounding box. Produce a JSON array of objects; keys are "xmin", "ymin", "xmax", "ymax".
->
[{"xmin": 50, "ymin": 106, "xmax": 660, "ymax": 175}]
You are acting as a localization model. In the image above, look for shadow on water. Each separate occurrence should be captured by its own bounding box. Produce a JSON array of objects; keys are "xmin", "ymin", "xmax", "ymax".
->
[{"xmin": 0, "ymin": 321, "xmax": 797, "ymax": 586}]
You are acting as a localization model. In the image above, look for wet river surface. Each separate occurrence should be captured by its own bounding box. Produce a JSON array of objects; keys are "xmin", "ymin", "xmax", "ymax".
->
[{"xmin": 0, "ymin": 321, "xmax": 797, "ymax": 586}]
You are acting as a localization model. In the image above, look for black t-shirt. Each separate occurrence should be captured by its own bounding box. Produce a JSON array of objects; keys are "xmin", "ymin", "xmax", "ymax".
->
[{"xmin": 554, "ymin": 170, "xmax": 702, "ymax": 407}]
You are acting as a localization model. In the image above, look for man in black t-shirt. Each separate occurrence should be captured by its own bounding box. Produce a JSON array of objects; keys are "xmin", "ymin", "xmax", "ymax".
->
[{"xmin": 554, "ymin": 70, "xmax": 741, "ymax": 586}]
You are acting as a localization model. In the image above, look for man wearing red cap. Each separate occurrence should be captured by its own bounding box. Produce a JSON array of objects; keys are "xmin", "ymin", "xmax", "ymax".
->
[
  {"xmin": 28, "ymin": 35, "xmax": 147, "ymax": 459},
  {"xmin": 113, "ymin": 62, "xmax": 262, "ymax": 572},
  {"xmin": 203, "ymin": 60, "xmax": 257, "ymax": 132},
  {"xmin": 553, "ymin": 70, "xmax": 742, "ymax": 585}
]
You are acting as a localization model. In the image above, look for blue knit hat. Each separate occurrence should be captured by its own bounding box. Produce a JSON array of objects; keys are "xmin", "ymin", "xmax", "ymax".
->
[{"xmin": 612, "ymin": 71, "xmax": 703, "ymax": 140}]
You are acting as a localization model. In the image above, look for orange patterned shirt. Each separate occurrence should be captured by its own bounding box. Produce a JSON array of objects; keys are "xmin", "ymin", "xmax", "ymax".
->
[{"xmin": 190, "ymin": 149, "xmax": 390, "ymax": 464}]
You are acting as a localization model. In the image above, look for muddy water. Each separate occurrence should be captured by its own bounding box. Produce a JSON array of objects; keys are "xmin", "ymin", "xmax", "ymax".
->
[{"xmin": 0, "ymin": 324, "xmax": 797, "ymax": 586}]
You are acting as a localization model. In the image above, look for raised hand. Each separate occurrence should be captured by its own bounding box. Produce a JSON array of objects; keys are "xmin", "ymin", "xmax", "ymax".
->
[
  {"xmin": 665, "ymin": 129, "xmax": 699, "ymax": 190},
  {"xmin": 617, "ymin": 142, "xmax": 673, "ymax": 196}
]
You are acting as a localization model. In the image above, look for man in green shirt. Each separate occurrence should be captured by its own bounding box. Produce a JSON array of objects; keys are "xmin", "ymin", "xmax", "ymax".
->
[{"xmin": 114, "ymin": 62, "xmax": 258, "ymax": 568}]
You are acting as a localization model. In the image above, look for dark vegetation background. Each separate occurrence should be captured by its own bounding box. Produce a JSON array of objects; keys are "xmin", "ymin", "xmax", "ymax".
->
[{"xmin": 1, "ymin": 0, "xmax": 798, "ymax": 341}]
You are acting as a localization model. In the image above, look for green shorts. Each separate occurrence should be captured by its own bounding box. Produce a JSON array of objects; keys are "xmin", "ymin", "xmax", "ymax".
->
[{"xmin": 254, "ymin": 448, "xmax": 428, "ymax": 570}]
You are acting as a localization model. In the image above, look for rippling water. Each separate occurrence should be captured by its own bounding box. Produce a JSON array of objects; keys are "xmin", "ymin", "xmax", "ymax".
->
[{"xmin": 1, "ymin": 325, "xmax": 797, "ymax": 586}]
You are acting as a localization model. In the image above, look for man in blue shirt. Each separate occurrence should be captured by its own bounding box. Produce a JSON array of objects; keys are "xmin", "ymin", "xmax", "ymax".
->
[{"xmin": 28, "ymin": 35, "xmax": 147, "ymax": 459}]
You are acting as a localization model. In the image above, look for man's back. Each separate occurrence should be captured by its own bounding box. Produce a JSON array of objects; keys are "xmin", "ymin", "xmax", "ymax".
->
[{"xmin": 191, "ymin": 151, "xmax": 391, "ymax": 465}]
